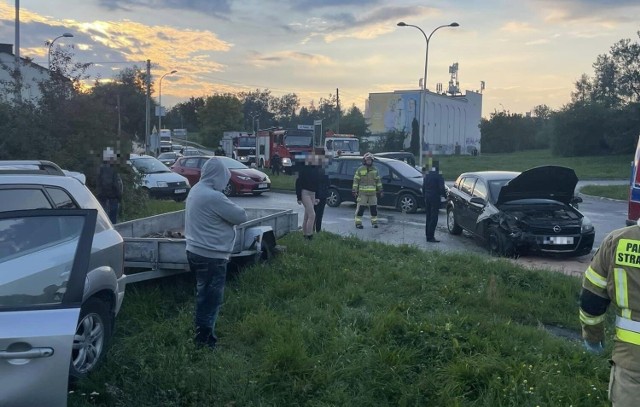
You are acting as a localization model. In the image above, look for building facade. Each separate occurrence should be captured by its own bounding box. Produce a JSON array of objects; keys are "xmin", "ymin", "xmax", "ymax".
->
[
  {"xmin": 366, "ymin": 89, "xmax": 482, "ymax": 155},
  {"xmin": 0, "ymin": 43, "xmax": 50, "ymax": 103}
]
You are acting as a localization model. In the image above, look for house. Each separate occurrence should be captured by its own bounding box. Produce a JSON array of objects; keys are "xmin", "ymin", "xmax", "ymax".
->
[{"xmin": 0, "ymin": 43, "xmax": 51, "ymax": 103}]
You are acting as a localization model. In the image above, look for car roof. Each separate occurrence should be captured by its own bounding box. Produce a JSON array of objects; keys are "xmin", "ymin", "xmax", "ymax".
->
[
  {"xmin": 335, "ymin": 155, "xmax": 394, "ymax": 163},
  {"xmin": 0, "ymin": 160, "xmax": 66, "ymax": 176},
  {"xmin": 457, "ymin": 171, "xmax": 520, "ymax": 181}
]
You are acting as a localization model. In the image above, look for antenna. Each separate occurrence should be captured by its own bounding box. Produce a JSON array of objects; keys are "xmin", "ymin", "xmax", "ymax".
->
[
  {"xmin": 447, "ymin": 62, "xmax": 460, "ymax": 95},
  {"xmin": 436, "ymin": 83, "xmax": 443, "ymax": 93}
]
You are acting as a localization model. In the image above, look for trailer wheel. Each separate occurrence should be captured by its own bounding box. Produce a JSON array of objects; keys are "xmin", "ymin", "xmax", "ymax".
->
[{"xmin": 260, "ymin": 232, "xmax": 277, "ymax": 261}]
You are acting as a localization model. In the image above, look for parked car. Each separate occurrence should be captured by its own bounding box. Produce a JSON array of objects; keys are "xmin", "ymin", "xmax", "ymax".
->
[
  {"xmin": 325, "ymin": 155, "xmax": 425, "ymax": 213},
  {"xmin": 374, "ymin": 151, "xmax": 417, "ymax": 168},
  {"xmin": 157, "ymin": 151, "xmax": 182, "ymax": 167},
  {"xmin": 0, "ymin": 160, "xmax": 126, "ymax": 386},
  {"xmin": 181, "ymin": 147, "xmax": 204, "ymax": 156},
  {"xmin": 171, "ymin": 155, "xmax": 271, "ymax": 196},
  {"xmin": 445, "ymin": 166, "xmax": 595, "ymax": 257},
  {"xmin": 128, "ymin": 154, "xmax": 190, "ymax": 201}
]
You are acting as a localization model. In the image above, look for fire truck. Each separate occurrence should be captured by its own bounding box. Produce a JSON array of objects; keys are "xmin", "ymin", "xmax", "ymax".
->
[
  {"xmin": 323, "ymin": 134, "xmax": 360, "ymax": 158},
  {"xmin": 627, "ymin": 134, "xmax": 640, "ymax": 225},
  {"xmin": 256, "ymin": 128, "xmax": 315, "ymax": 174},
  {"xmin": 220, "ymin": 131, "xmax": 257, "ymax": 165}
]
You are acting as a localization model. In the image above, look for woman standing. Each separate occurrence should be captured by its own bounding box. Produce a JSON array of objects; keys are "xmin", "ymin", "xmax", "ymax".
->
[{"xmin": 295, "ymin": 153, "xmax": 321, "ymax": 240}]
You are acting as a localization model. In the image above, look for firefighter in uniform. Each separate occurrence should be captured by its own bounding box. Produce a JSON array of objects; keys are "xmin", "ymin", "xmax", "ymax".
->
[
  {"xmin": 352, "ymin": 152, "xmax": 383, "ymax": 229},
  {"xmin": 580, "ymin": 223, "xmax": 640, "ymax": 407}
]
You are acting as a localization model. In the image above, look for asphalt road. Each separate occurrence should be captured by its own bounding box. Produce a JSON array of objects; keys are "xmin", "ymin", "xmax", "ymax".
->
[{"xmin": 230, "ymin": 185, "xmax": 628, "ymax": 278}]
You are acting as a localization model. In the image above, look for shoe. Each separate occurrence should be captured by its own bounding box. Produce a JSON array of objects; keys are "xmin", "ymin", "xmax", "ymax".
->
[
  {"xmin": 355, "ymin": 224, "xmax": 363, "ymax": 229},
  {"xmin": 426, "ymin": 238, "xmax": 440, "ymax": 243},
  {"xmin": 194, "ymin": 326, "xmax": 217, "ymax": 349},
  {"xmin": 372, "ymin": 224, "xmax": 378, "ymax": 228}
]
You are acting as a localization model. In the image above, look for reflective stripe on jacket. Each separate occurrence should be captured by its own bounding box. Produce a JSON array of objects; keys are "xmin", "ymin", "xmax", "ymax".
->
[{"xmin": 352, "ymin": 165, "xmax": 382, "ymax": 195}]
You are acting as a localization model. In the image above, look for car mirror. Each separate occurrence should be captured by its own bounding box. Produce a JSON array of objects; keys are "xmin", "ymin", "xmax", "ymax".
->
[
  {"xmin": 470, "ymin": 197, "xmax": 485, "ymax": 206},
  {"xmin": 571, "ymin": 196, "xmax": 583, "ymax": 204}
]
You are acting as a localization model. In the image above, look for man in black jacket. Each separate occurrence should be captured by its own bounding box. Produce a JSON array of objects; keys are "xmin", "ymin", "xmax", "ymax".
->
[
  {"xmin": 97, "ymin": 150, "xmax": 123, "ymax": 224},
  {"xmin": 422, "ymin": 166, "xmax": 446, "ymax": 242}
]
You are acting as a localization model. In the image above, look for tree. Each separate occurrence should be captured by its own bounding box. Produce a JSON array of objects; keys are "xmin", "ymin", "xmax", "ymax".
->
[
  {"xmin": 339, "ymin": 105, "xmax": 368, "ymax": 138},
  {"xmin": 271, "ymin": 93, "xmax": 300, "ymax": 128},
  {"xmin": 240, "ymin": 89, "xmax": 275, "ymax": 131},
  {"xmin": 198, "ymin": 94, "xmax": 244, "ymax": 146},
  {"xmin": 166, "ymin": 97, "xmax": 205, "ymax": 132}
]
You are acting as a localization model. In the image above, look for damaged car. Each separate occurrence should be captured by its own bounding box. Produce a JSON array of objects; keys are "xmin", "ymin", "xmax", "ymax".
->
[{"xmin": 445, "ymin": 166, "xmax": 595, "ymax": 257}]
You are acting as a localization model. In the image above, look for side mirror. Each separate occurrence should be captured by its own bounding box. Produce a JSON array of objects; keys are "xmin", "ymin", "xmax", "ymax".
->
[
  {"xmin": 572, "ymin": 196, "xmax": 583, "ymax": 204},
  {"xmin": 470, "ymin": 197, "xmax": 485, "ymax": 206}
]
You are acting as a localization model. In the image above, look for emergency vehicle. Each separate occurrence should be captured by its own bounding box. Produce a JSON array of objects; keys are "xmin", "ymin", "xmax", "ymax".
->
[
  {"xmin": 323, "ymin": 134, "xmax": 360, "ymax": 158},
  {"xmin": 220, "ymin": 131, "xmax": 257, "ymax": 165},
  {"xmin": 256, "ymin": 128, "xmax": 315, "ymax": 173},
  {"xmin": 627, "ymin": 134, "xmax": 640, "ymax": 225}
]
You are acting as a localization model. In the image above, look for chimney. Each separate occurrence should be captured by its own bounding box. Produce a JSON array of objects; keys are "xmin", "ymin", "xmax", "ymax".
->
[{"xmin": 0, "ymin": 43, "xmax": 13, "ymax": 54}]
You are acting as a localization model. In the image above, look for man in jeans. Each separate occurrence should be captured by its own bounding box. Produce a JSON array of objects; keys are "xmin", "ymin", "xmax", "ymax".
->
[{"xmin": 185, "ymin": 157, "xmax": 248, "ymax": 348}]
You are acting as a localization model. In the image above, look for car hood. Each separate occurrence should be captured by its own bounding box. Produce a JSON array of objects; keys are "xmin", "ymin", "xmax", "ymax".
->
[
  {"xmin": 231, "ymin": 168, "xmax": 269, "ymax": 181},
  {"xmin": 496, "ymin": 165, "xmax": 578, "ymax": 205},
  {"xmin": 143, "ymin": 171, "xmax": 189, "ymax": 186}
]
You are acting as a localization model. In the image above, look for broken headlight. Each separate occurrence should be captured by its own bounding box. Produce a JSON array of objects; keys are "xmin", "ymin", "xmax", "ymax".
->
[{"xmin": 581, "ymin": 216, "xmax": 594, "ymax": 233}]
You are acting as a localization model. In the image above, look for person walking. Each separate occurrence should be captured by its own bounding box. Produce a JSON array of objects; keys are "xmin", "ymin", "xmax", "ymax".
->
[
  {"xmin": 271, "ymin": 152, "xmax": 282, "ymax": 176},
  {"xmin": 422, "ymin": 165, "xmax": 446, "ymax": 242},
  {"xmin": 579, "ymin": 222, "xmax": 640, "ymax": 406},
  {"xmin": 352, "ymin": 152, "xmax": 383, "ymax": 229},
  {"xmin": 296, "ymin": 153, "xmax": 321, "ymax": 240},
  {"xmin": 314, "ymin": 156, "xmax": 330, "ymax": 233},
  {"xmin": 185, "ymin": 157, "xmax": 248, "ymax": 349},
  {"xmin": 96, "ymin": 149, "xmax": 123, "ymax": 224}
]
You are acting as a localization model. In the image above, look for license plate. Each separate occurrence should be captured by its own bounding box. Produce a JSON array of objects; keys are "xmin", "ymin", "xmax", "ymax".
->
[
  {"xmin": 259, "ymin": 183, "xmax": 267, "ymax": 188},
  {"xmin": 174, "ymin": 188, "xmax": 187, "ymax": 194},
  {"xmin": 544, "ymin": 236, "xmax": 574, "ymax": 245}
]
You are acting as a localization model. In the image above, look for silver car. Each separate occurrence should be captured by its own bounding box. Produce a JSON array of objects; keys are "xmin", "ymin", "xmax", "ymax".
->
[{"xmin": 0, "ymin": 161, "xmax": 126, "ymax": 386}]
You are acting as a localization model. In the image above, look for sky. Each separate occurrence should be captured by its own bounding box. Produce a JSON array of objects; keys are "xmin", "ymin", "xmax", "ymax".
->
[{"xmin": 1, "ymin": 0, "xmax": 639, "ymax": 118}]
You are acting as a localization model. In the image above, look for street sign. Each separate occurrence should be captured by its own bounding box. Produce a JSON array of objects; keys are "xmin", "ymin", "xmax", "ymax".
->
[
  {"xmin": 313, "ymin": 120, "xmax": 322, "ymax": 125},
  {"xmin": 298, "ymin": 125, "xmax": 313, "ymax": 130}
]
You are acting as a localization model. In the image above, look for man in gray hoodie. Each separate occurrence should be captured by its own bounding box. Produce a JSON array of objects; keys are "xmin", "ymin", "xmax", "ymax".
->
[{"xmin": 185, "ymin": 157, "xmax": 248, "ymax": 348}]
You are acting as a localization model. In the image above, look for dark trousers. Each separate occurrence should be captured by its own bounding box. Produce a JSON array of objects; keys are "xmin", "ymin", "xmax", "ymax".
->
[
  {"xmin": 99, "ymin": 197, "xmax": 120, "ymax": 224},
  {"xmin": 424, "ymin": 199, "xmax": 439, "ymax": 239},
  {"xmin": 271, "ymin": 163, "xmax": 280, "ymax": 176},
  {"xmin": 314, "ymin": 199, "xmax": 326, "ymax": 232},
  {"xmin": 187, "ymin": 251, "xmax": 228, "ymax": 338}
]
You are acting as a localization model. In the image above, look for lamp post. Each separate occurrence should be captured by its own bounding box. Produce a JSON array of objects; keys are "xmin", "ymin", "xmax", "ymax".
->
[
  {"xmin": 48, "ymin": 32, "xmax": 73, "ymax": 71},
  {"xmin": 158, "ymin": 70, "xmax": 177, "ymax": 132},
  {"xmin": 397, "ymin": 21, "xmax": 459, "ymax": 168}
]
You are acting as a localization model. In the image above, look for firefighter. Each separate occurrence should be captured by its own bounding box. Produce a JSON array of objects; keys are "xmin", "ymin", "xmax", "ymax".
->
[
  {"xmin": 352, "ymin": 152, "xmax": 383, "ymax": 229},
  {"xmin": 579, "ymin": 222, "xmax": 640, "ymax": 406}
]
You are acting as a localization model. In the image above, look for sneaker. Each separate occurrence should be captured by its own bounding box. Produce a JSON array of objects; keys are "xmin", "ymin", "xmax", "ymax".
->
[
  {"xmin": 355, "ymin": 224, "xmax": 363, "ymax": 229},
  {"xmin": 426, "ymin": 238, "xmax": 440, "ymax": 243}
]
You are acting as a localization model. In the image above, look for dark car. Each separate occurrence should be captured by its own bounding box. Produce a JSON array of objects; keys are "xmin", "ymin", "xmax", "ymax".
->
[
  {"xmin": 445, "ymin": 166, "xmax": 595, "ymax": 257},
  {"xmin": 326, "ymin": 156, "xmax": 425, "ymax": 213},
  {"xmin": 157, "ymin": 151, "xmax": 182, "ymax": 167},
  {"xmin": 373, "ymin": 151, "xmax": 417, "ymax": 168},
  {"xmin": 171, "ymin": 155, "xmax": 271, "ymax": 196}
]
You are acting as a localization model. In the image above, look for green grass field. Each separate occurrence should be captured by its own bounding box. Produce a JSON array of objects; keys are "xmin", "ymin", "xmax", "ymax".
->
[
  {"xmin": 69, "ymin": 232, "xmax": 612, "ymax": 406},
  {"xmin": 580, "ymin": 184, "xmax": 628, "ymax": 200}
]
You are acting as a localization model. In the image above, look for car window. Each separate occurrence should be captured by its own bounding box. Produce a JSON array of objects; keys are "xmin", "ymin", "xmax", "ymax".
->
[
  {"xmin": 341, "ymin": 160, "xmax": 360, "ymax": 176},
  {"xmin": 46, "ymin": 187, "xmax": 79, "ymax": 209},
  {"xmin": 375, "ymin": 163, "xmax": 390, "ymax": 178},
  {"xmin": 183, "ymin": 158, "xmax": 200, "ymax": 169},
  {"xmin": 0, "ymin": 189, "xmax": 52, "ymax": 211},
  {"xmin": 488, "ymin": 179, "xmax": 513, "ymax": 203},
  {"xmin": 386, "ymin": 160, "xmax": 422, "ymax": 178},
  {"xmin": 472, "ymin": 180, "xmax": 488, "ymax": 200},
  {"xmin": 326, "ymin": 161, "xmax": 340, "ymax": 174},
  {"xmin": 461, "ymin": 177, "xmax": 476, "ymax": 195},
  {"xmin": 131, "ymin": 157, "xmax": 169, "ymax": 174}
]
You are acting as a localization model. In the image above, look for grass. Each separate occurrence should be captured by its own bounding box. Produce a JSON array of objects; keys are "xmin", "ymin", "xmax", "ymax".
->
[
  {"xmin": 69, "ymin": 232, "xmax": 613, "ymax": 407},
  {"xmin": 580, "ymin": 184, "xmax": 628, "ymax": 201},
  {"xmin": 120, "ymin": 199, "xmax": 185, "ymax": 222}
]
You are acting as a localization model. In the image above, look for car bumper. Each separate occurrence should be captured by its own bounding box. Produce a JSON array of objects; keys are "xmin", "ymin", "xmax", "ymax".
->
[
  {"xmin": 235, "ymin": 181, "xmax": 270, "ymax": 195},
  {"xmin": 518, "ymin": 230, "xmax": 595, "ymax": 256},
  {"xmin": 148, "ymin": 186, "xmax": 190, "ymax": 199}
]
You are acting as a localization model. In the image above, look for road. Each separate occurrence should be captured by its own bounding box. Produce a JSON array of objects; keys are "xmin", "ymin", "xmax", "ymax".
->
[{"xmin": 230, "ymin": 186, "xmax": 628, "ymax": 278}]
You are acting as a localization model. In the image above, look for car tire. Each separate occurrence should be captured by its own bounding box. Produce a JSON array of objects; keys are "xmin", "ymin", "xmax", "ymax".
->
[
  {"xmin": 70, "ymin": 297, "xmax": 113, "ymax": 381},
  {"xmin": 487, "ymin": 225, "xmax": 515, "ymax": 257},
  {"xmin": 397, "ymin": 193, "xmax": 418, "ymax": 214},
  {"xmin": 447, "ymin": 207, "xmax": 463, "ymax": 235},
  {"xmin": 326, "ymin": 188, "xmax": 341, "ymax": 207},
  {"xmin": 223, "ymin": 182, "xmax": 235, "ymax": 197}
]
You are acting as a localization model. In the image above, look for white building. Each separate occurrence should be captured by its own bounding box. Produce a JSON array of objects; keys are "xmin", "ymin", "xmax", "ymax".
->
[
  {"xmin": 0, "ymin": 43, "xmax": 51, "ymax": 103},
  {"xmin": 366, "ymin": 89, "xmax": 482, "ymax": 155}
]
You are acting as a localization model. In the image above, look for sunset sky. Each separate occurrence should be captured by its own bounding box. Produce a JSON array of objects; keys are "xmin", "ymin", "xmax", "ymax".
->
[{"xmin": 1, "ymin": 0, "xmax": 639, "ymax": 118}]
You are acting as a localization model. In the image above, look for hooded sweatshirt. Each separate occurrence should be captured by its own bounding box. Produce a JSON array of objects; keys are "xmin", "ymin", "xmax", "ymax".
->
[{"xmin": 185, "ymin": 158, "xmax": 248, "ymax": 259}]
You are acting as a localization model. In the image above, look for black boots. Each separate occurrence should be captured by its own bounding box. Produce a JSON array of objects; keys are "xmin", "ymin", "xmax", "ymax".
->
[{"xmin": 194, "ymin": 326, "xmax": 217, "ymax": 349}]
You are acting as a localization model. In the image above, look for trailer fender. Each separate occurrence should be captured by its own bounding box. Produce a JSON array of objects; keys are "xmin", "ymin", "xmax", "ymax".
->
[{"xmin": 242, "ymin": 226, "xmax": 277, "ymax": 258}]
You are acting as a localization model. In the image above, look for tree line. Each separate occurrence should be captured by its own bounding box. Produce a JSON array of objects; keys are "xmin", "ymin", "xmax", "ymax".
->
[{"xmin": 481, "ymin": 30, "xmax": 640, "ymax": 157}]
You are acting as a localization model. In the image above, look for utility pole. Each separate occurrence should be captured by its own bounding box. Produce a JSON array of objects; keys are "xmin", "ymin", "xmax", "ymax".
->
[
  {"xmin": 145, "ymin": 59, "xmax": 151, "ymax": 155},
  {"xmin": 336, "ymin": 88, "xmax": 340, "ymax": 133},
  {"xmin": 14, "ymin": 0, "xmax": 22, "ymax": 102}
]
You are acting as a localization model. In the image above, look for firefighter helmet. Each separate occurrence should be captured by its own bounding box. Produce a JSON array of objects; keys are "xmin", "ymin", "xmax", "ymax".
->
[{"xmin": 363, "ymin": 152, "xmax": 374, "ymax": 164}]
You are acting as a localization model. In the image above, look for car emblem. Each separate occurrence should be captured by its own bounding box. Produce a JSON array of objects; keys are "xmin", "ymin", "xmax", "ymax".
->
[{"xmin": 553, "ymin": 225, "xmax": 561, "ymax": 233}]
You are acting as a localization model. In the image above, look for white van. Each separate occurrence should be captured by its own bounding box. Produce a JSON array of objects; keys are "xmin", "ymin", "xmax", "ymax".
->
[{"xmin": 128, "ymin": 154, "xmax": 190, "ymax": 201}]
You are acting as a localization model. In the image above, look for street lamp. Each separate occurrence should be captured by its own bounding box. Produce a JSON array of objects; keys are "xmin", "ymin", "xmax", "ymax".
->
[
  {"xmin": 397, "ymin": 21, "xmax": 459, "ymax": 168},
  {"xmin": 48, "ymin": 32, "xmax": 74, "ymax": 70},
  {"xmin": 158, "ymin": 70, "xmax": 177, "ymax": 132}
]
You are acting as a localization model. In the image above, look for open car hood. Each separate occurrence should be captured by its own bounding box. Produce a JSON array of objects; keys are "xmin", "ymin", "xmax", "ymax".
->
[{"xmin": 496, "ymin": 165, "xmax": 578, "ymax": 205}]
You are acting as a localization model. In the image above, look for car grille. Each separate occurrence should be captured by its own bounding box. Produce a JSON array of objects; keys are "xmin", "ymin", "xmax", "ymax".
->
[
  {"xmin": 528, "ymin": 224, "xmax": 581, "ymax": 235},
  {"xmin": 168, "ymin": 181, "xmax": 188, "ymax": 187}
]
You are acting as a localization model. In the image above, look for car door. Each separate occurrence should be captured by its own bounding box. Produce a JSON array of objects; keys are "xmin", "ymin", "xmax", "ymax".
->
[
  {"xmin": 174, "ymin": 157, "xmax": 201, "ymax": 185},
  {"xmin": 0, "ymin": 209, "xmax": 97, "ymax": 407},
  {"xmin": 456, "ymin": 176, "xmax": 478, "ymax": 231},
  {"xmin": 374, "ymin": 162, "xmax": 398, "ymax": 207},
  {"xmin": 339, "ymin": 160, "xmax": 361, "ymax": 202},
  {"xmin": 466, "ymin": 178, "xmax": 489, "ymax": 236}
]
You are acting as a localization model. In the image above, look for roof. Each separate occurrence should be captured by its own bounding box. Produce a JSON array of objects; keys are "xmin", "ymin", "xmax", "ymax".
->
[{"xmin": 457, "ymin": 171, "xmax": 520, "ymax": 181}]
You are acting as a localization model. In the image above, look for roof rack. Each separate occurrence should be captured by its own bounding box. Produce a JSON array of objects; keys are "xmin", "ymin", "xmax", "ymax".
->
[{"xmin": 0, "ymin": 160, "xmax": 66, "ymax": 176}]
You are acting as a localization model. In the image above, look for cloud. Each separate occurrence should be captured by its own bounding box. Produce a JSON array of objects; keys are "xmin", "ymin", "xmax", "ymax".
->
[
  {"xmin": 247, "ymin": 50, "xmax": 334, "ymax": 68},
  {"xmin": 533, "ymin": 0, "xmax": 640, "ymax": 23},
  {"xmin": 97, "ymin": 0, "xmax": 232, "ymax": 17},
  {"xmin": 291, "ymin": 0, "xmax": 383, "ymax": 11},
  {"xmin": 500, "ymin": 22, "xmax": 536, "ymax": 33}
]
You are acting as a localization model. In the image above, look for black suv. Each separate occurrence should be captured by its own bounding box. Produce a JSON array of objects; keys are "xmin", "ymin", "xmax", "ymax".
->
[{"xmin": 325, "ymin": 156, "xmax": 424, "ymax": 213}]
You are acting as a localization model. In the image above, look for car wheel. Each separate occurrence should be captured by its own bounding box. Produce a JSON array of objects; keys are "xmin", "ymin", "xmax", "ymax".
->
[
  {"xmin": 70, "ymin": 297, "xmax": 112, "ymax": 381},
  {"xmin": 397, "ymin": 193, "xmax": 418, "ymax": 213},
  {"xmin": 446, "ymin": 207, "xmax": 463, "ymax": 235},
  {"xmin": 326, "ymin": 188, "xmax": 341, "ymax": 207},
  {"xmin": 487, "ymin": 225, "xmax": 515, "ymax": 257},
  {"xmin": 223, "ymin": 182, "xmax": 235, "ymax": 197}
]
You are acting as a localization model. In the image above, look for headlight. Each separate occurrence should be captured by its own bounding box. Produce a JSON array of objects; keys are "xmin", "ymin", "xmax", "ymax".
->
[
  {"xmin": 156, "ymin": 181, "xmax": 168, "ymax": 188},
  {"xmin": 282, "ymin": 158, "xmax": 292, "ymax": 166},
  {"xmin": 581, "ymin": 216, "xmax": 594, "ymax": 233},
  {"xmin": 265, "ymin": 176, "xmax": 271, "ymax": 183},
  {"xmin": 238, "ymin": 175, "xmax": 251, "ymax": 181}
]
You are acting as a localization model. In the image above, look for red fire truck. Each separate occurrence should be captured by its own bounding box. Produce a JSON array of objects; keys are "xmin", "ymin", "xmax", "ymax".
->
[
  {"xmin": 256, "ymin": 128, "xmax": 315, "ymax": 174},
  {"xmin": 627, "ymin": 134, "xmax": 640, "ymax": 225}
]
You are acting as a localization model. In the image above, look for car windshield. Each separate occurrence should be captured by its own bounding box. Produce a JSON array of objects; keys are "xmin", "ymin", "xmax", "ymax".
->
[
  {"xmin": 284, "ymin": 135, "xmax": 313, "ymax": 147},
  {"xmin": 131, "ymin": 157, "xmax": 170, "ymax": 174},
  {"xmin": 331, "ymin": 139, "xmax": 359, "ymax": 152},
  {"xmin": 488, "ymin": 178, "xmax": 516, "ymax": 203},
  {"xmin": 236, "ymin": 137, "xmax": 255, "ymax": 147},
  {"xmin": 158, "ymin": 153, "xmax": 176, "ymax": 159},
  {"xmin": 217, "ymin": 156, "xmax": 249, "ymax": 170},
  {"xmin": 385, "ymin": 160, "xmax": 423, "ymax": 178}
]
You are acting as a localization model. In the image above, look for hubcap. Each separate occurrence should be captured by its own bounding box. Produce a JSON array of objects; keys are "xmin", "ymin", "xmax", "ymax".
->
[{"xmin": 72, "ymin": 313, "xmax": 104, "ymax": 374}]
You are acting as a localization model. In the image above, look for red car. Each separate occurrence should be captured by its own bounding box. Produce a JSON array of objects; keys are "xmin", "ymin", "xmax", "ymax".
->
[{"xmin": 171, "ymin": 155, "xmax": 271, "ymax": 196}]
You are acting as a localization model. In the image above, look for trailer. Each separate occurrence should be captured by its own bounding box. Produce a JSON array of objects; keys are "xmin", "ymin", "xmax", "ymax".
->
[{"xmin": 115, "ymin": 208, "xmax": 298, "ymax": 284}]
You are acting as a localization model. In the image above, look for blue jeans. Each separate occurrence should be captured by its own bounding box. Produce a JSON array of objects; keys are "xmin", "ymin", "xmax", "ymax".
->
[
  {"xmin": 99, "ymin": 197, "xmax": 119, "ymax": 224},
  {"xmin": 187, "ymin": 251, "xmax": 228, "ymax": 335}
]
